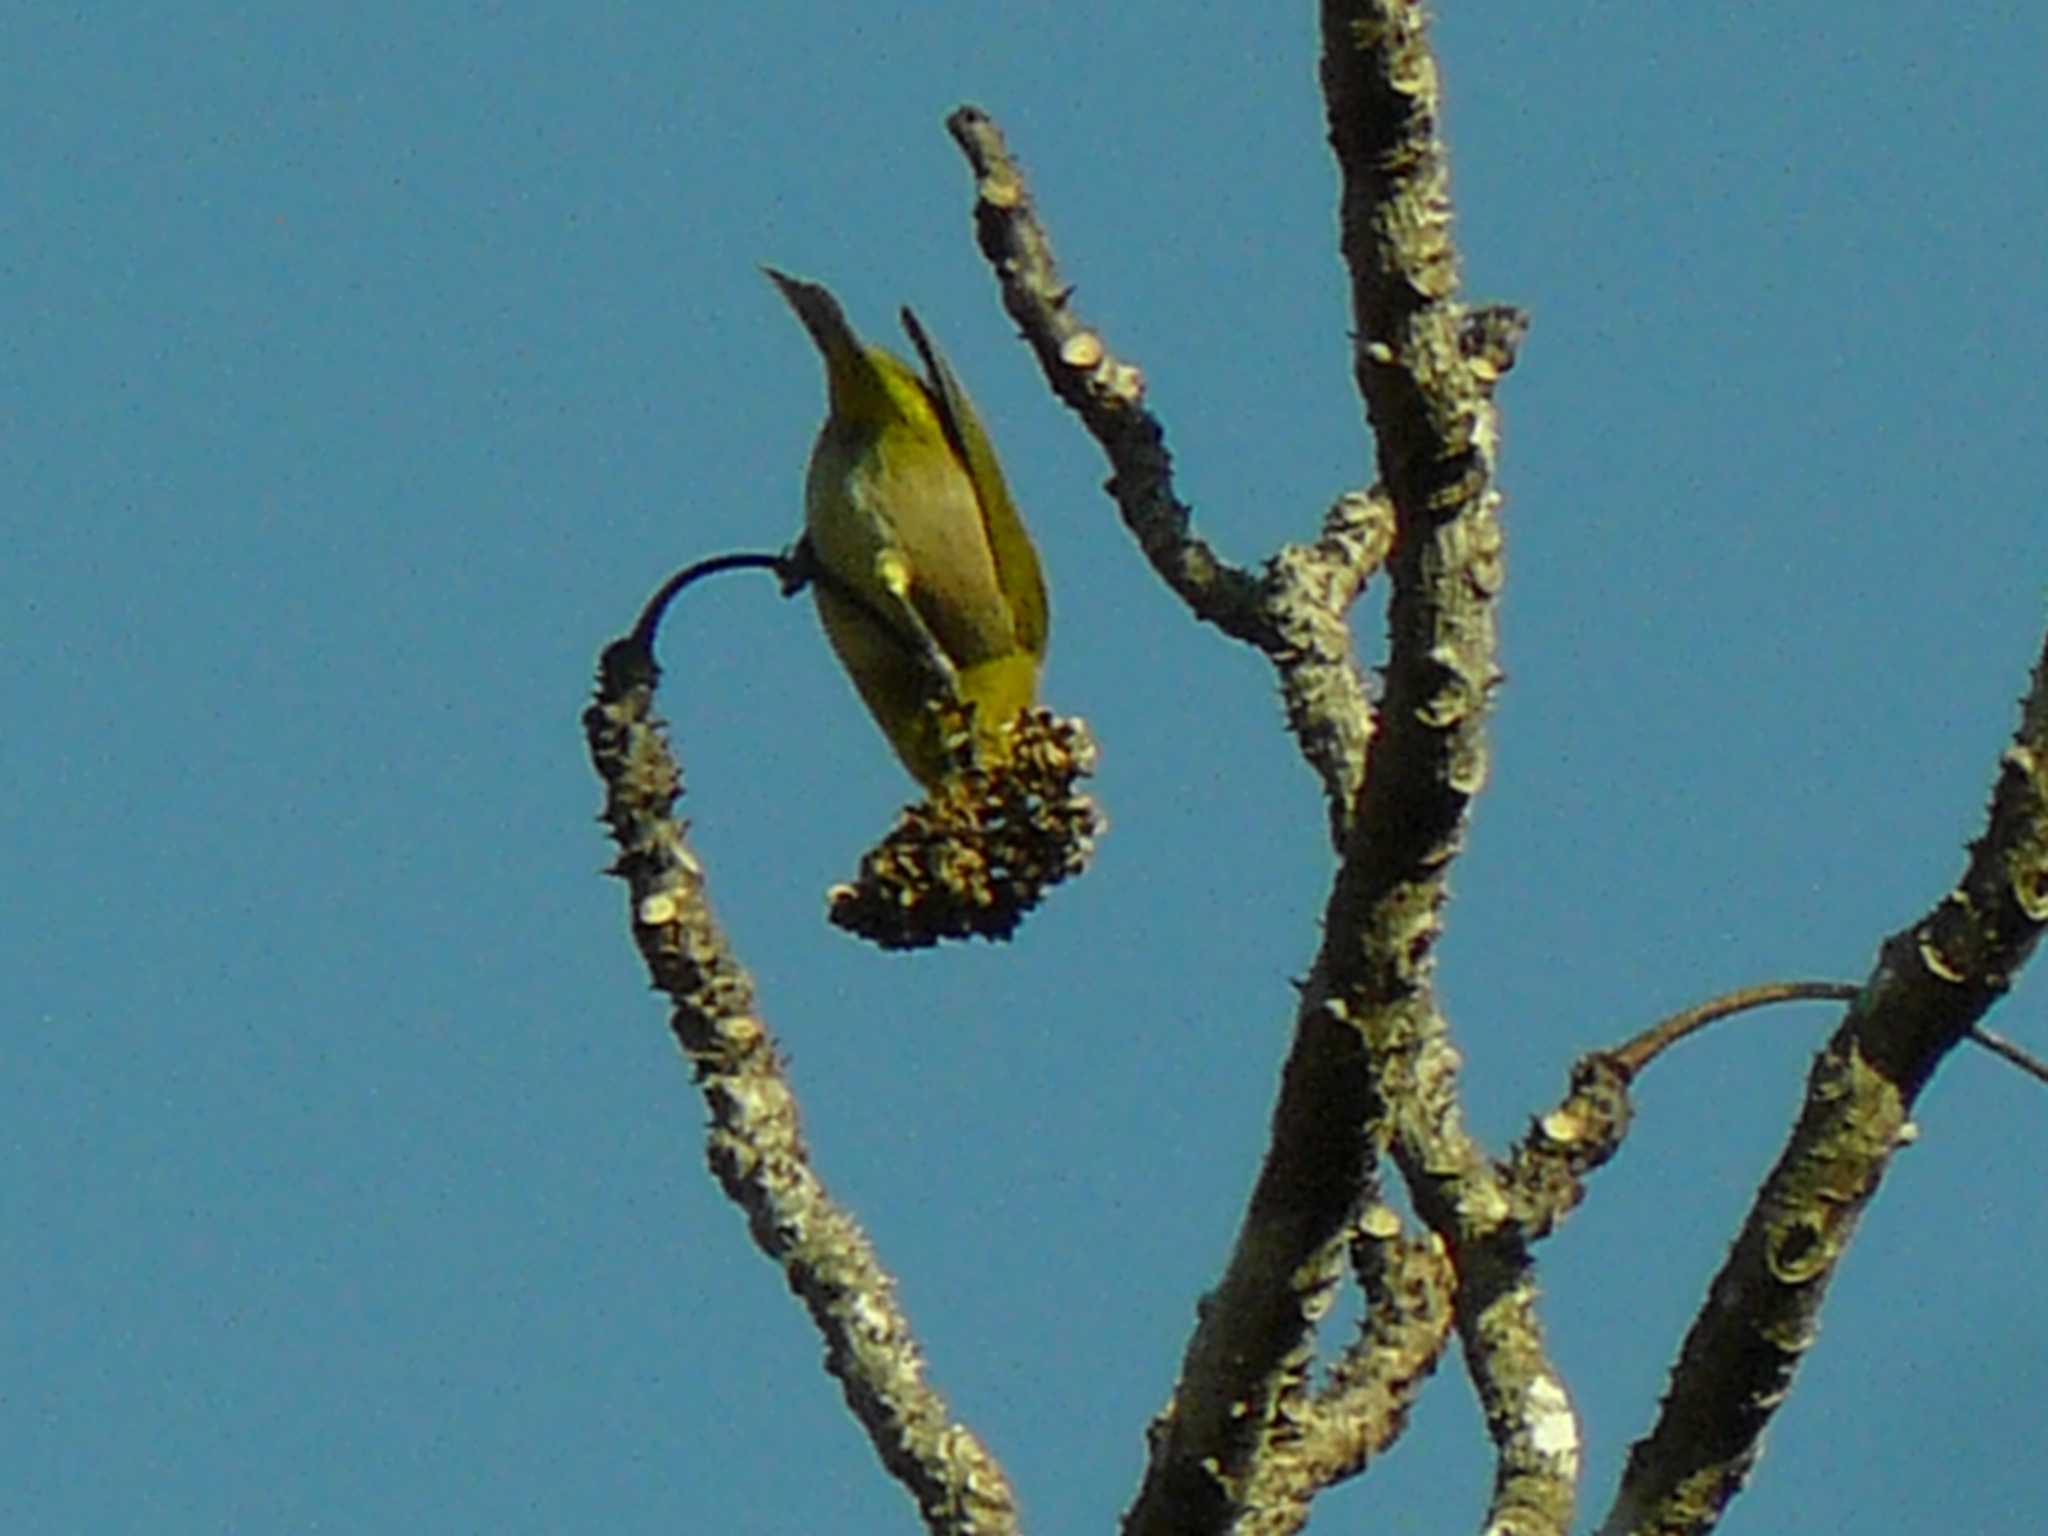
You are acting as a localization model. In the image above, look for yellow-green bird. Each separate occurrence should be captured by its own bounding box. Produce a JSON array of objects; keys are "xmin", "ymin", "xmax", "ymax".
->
[{"xmin": 766, "ymin": 269, "xmax": 1049, "ymax": 790}]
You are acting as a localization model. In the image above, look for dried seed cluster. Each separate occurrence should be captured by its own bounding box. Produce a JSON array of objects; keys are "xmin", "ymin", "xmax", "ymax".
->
[{"xmin": 829, "ymin": 710, "xmax": 1105, "ymax": 949}]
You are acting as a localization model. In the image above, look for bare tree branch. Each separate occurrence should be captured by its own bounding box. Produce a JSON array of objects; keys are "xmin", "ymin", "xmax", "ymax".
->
[
  {"xmin": 1230, "ymin": 1208, "xmax": 1457, "ymax": 1536},
  {"xmin": 946, "ymin": 109, "xmax": 1395, "ymax": 849},
  {"xmin": 583, "ymin": 636, "xmax": 1020, "ymax": 1536},
  {"xmin": 955, "ymin": 0, "xmax": 1566, "ymax": 1526},
  {"xmin": 593, "ymin": 15, "xmax": 2048, "ymax": 1536},
  {"xmin": 1600, "ymin": 627, "xmax": 2048, "ymax": 1535},
  {"xmin": 1315, "ymin": 4, "xmax": 1570, "ymax": 1533},
  {"xmin": 1609, "ymin": 982, "xmax": 1862, "ymax": 1079},
  {"xmin": 1500, "ymin": 983, "xmax": 2043, "ymax": 1252},
  {"xmin": 1267, "ymin": 491, "xmax": 1398, "ymax": 847},
  {"xmin": 953, "ymin": 2, "xmax": 1553, "ymax": 1526},
  {"xmin": 1501, "ymin": 985, "xmax": 1860, "ymax": 1244},
  {"xmin": 1968, "ymin": 1023, "xmax": 2048, "ymax": 1085},
  {"xmin": 945, "ymin": 107, "xmax": 1271, "ymax": 648},
  {"xmin": 946, "ymin": 96, "xmax": 1426, "ymax": 1536}
]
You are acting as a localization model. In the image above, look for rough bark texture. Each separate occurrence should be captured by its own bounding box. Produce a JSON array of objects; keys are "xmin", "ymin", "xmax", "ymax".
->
[
  {"xmin": 584, "ymin": 637, "xmax": 1020, "ymax": 1536},
  {"xmin": 1600, "ymin": 631, "xmax": 2048, "ymax": 1536}
]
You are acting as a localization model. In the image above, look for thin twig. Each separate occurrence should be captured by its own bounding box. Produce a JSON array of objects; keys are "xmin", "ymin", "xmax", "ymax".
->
[
  {"xmin": 1503, "ymin": 984, "xmax": 1858, "ymax": 1245},
  {"xmin": 1609, "ymin": 982, "xmax": 1862, "ymax": 1078},
  {"xmin": 627, "ymin": 549, "xmax": 791, "ymax": 654},
  {"xmin": 1968, "ymin": 1024, "xmax": 2048, "ymax": 1085}
]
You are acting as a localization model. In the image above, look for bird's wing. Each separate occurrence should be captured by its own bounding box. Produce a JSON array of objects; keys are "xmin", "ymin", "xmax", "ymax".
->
[{"xmin": 899, "ymin": 308, "xmax": 1049, "ymax": 660}]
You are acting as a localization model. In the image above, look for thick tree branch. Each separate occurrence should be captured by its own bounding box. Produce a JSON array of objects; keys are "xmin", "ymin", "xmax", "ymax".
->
[
  {"xmin": 945, "ymin": 108, "xmax": 1426, "ymax": 1531},
  {"xmin": 583, "ymin": 636, "xmax": 1019, "ymax": 1536},
  {"xmin": 949, "ymin": 3, "xmax": 1547, "ymax": 1527},
  {"xmin": 947, "ymin": 102, "xmax": 1412, "ymax": 1536},
  {"xmin": 1600, "ymin": 627, "xmax": 2048, "ymax": 1536},
  {"xmin": 1313, "ymin": 4, "xmax": 1567, "ymax": 1534}
]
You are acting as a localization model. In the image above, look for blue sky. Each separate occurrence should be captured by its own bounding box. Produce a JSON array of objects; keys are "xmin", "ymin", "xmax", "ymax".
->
[{"xmin": 7, "ymin": 4, "xmax": 2045, "ymax": 1532}]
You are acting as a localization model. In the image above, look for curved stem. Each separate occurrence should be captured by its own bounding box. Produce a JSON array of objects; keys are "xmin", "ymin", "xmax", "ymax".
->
[{"xmin": 628, "ymin": 549, "xmax": 792, "ymax": 654}]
